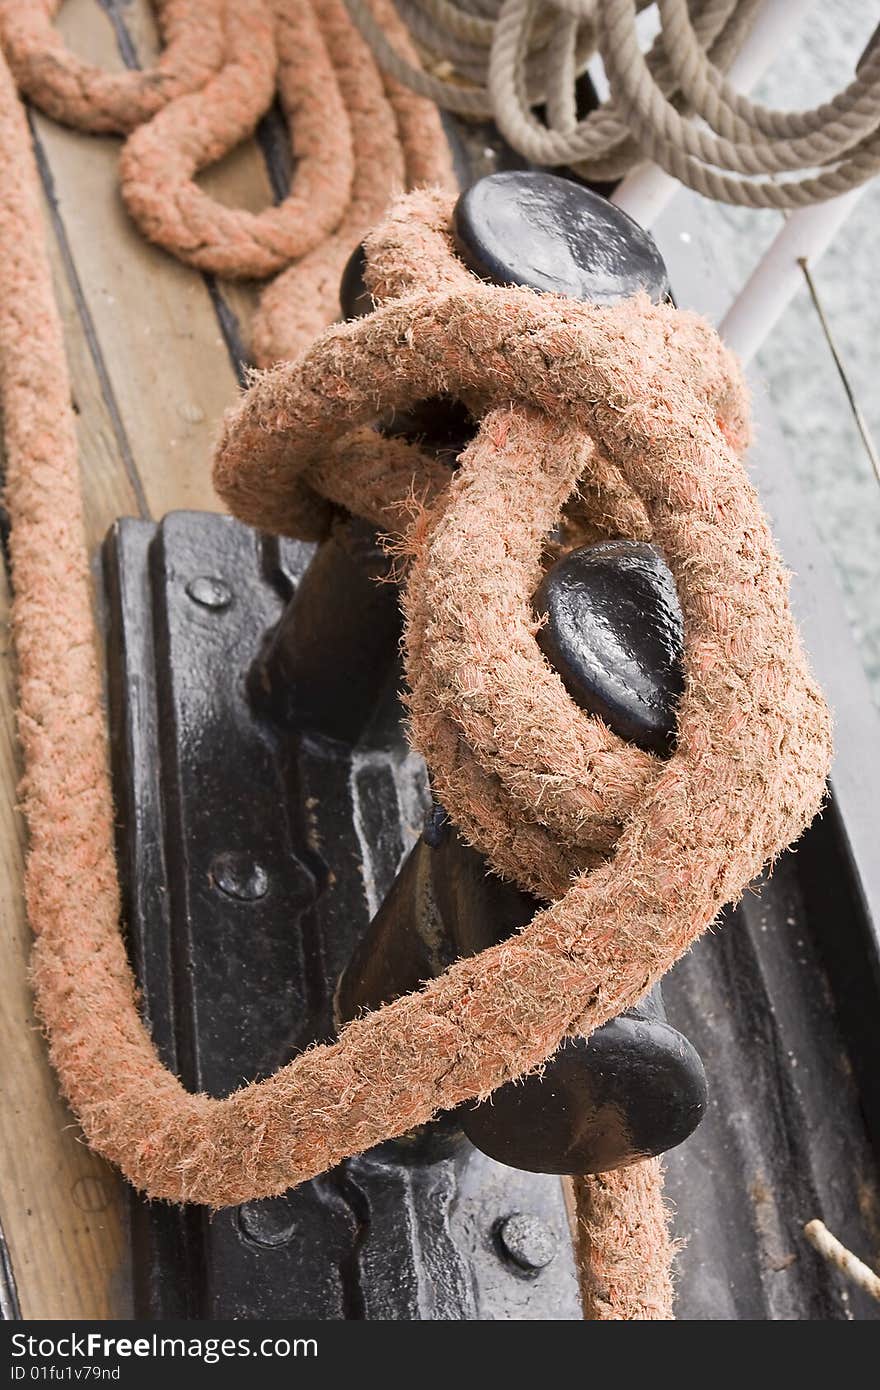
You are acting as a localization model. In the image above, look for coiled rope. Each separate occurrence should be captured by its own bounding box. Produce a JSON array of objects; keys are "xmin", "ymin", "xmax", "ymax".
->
[
  {"xmin": 0, "ymin": 0, "xmax": 226, "ymax": 132},
  {"xmin": 344, "ymin": 0, "xmax": 880, "ymax": 206},
  {"xmin": 0, "ymin": 3, "xmax": 832, "ymax": 1319},
  {"xmin": 0, "ymin": 0, "xmax": 456, "ymax": 363}
]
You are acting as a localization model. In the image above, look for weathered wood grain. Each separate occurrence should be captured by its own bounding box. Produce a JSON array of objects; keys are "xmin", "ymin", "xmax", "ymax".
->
[{"xmin": 31, "ymin": 0, "xmax": 245, "ymax": 518}]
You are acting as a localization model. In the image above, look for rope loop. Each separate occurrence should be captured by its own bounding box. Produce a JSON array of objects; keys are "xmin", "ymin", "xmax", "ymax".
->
[
  {"xmin": 118, "ymin": 0, "xmax": 355, "ymax": 279},
  {"xmin": 346, "ymin": 0, "xmax": 880, "ymax": 206},
  {"xmin": 0, "ymin": 9, "xmax": 836, "ymax": 1316},
  {"xmin": 0, "ymin": 0, "xmax": 226, "ymax": 133}
]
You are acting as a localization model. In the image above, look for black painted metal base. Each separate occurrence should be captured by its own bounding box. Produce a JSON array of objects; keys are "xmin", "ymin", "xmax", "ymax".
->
[
  {"xmin": 102, "ymin": 511, "xmax": 581, "ymax": 1321},
  {"xmin": 103, "ymin": 508, "xmax": 880, "ymax": 1321}
]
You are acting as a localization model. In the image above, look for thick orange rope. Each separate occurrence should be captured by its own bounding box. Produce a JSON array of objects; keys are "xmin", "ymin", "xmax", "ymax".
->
[
  {"xmin": 118, "ymin": 0, "xmax": 354, "ymax": 277},
  {"xmin": 0, "ymin": 5, "xmax": 831, "ymax": 1321},
  {"xmin": 0, "ymin": 0, "xmax": 226, "ymax": 132},
  {"xmin": 0, "ymin": 0, "xmax": 455, "ymax": 351}
]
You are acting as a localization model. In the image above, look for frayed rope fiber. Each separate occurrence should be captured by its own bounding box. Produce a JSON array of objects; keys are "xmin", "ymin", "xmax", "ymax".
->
[{"xmin": 0, "ymin": 11, "xmax": 831, "ymax": 1321}]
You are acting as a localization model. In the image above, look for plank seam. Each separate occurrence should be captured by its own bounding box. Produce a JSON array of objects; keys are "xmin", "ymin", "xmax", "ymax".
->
[
  {"xmin": 27, "ymin": 114, "xmax": 150, "ymax": 520},
  {"xmin": 105, "ymin": 0, "xmax": 254, "ymax": 382}
]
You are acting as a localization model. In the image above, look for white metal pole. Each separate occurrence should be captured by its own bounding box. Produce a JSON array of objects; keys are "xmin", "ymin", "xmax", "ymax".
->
[
  {"xmin": 718, "ymin": 12, "xmax": 879, "ymax": 361},
  {"xmin": 611, "ymin": 0, "xmax": 817, "ymax": 227},
  {"xmin": 718, "ymin": 187, "xmax": 866, "ymax": 361}
]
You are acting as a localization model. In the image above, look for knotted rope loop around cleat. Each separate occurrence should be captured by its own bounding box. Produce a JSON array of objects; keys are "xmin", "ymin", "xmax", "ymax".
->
[{"xmin": 0, "ymin": 15, "xmax": 832, "ymax": 1318}]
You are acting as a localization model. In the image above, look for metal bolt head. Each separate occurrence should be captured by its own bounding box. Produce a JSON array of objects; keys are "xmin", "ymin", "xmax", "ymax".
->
[
  {"xmin": 210, "ymin": 851, "xmax": 269, "ymax": 902},
  {"xmin": 496, "ymin": 1212, "xmax": 558, "ymax": 1272},
  {"xmin": 186, "ymin": 575, "xmax": 232, "ymax": 610},
  {"xmin": 237, "ymin": 1196, "xmax": 297, "ymax": 1249}
]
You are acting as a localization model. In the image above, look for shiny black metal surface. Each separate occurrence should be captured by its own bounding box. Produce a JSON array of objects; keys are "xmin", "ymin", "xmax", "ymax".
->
[
  {"xmin": 339, "ymin": 811, "xmax": 707, "ymax": 1176},
  {"xmin": 339, "ymin": 242, "xmax": 372, "ymax": 321},
  {"xmin": 533, "ymin": 540, "xmax": 684, "ymax": 755},
  {"xmin": 249, "ymin": 517, "xmax": 402, "ymax": 743},
  {"xmin": 453, "ymin": 171, "xmax": 669, "ymax": 303},
  {"xmin": 463, "ymin": 999, "xmax": 707, "ymax": 1176},
  {"xmin": 103, "ymin": 512, "xmax": 581, "ymax": 1320},
  {"xmin": 341, "ymin": 171, "xmax": 670, "ymax": 459},
  {"xmin": 378, "ymin": 395, "xmax": 476, "ymax": 462}
]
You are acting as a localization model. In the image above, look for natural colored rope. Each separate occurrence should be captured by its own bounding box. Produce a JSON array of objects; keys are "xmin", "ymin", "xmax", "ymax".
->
[
  {"xmin": 347, "ymin": 0, "xmax": 758, "ymax": 188},
  {"xmin": 598, "ymin": 0, "xmax": 880, "ymax": 208},
  {"xmin": 0, "ymin": 0, "xmax": 226, "ymax": 133},
  {"xmin": 118, "ymin": 0, "xmax": 355, "ymax": 278},
  {"xmin": 0, "ymin": 7, "xmax": 832, "ymax": 1321},
  {"xmin": 341, "ymin": 0, "xmax": 603, "ymax": 117},
  {"xmin": 1, "ymin": 0, "xmax": 454, "ymax": 342},
  {"xmin": 345, "ymin": 0, "xmax": 880, "ymax": 207},
  {"xmin": 573, "ymin": 1163, "xmax": 675, "ymax": 1318},
  {"xmin": 117, "ymin": 0, "xmax": 456, "ymax": 287},
  {"xmin": 488, "ymin": 0, "xmax": 758, "ymax": 180},
  {"xmin": 250, "ymin": 0, "xmax": 455, "ymax": 366},
  {"xmin": 804, "ymin": 1221, "xmax": 880, "ymax": 1304}
]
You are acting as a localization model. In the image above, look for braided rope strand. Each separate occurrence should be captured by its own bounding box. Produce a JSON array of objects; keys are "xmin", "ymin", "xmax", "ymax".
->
[
  {"xmin": 118, "ymin": 0, "xmax": 355, "ymax": 277},
  {"xmin": 0, "ymin": 7, "xmax": 834, "ymax": 1321},
  {"xmin": 0, "ymin": 0, "xmax": 225, "ymax": 133},
  {"xmin": 346, "ymin": 0, "xmax": 880, "ymax": 207}
]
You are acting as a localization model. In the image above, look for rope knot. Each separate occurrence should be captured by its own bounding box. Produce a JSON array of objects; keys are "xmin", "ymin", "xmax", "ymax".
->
[
  {"xmin": 0, "ymin": 14, "xmax": 835, "ymax": 1318},
  {"xmin": 214, "ymin": 184, "xmax": 830, "ymax": 943}
]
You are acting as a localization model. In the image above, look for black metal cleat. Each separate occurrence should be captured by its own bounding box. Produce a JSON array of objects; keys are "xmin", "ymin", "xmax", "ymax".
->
[
  {"xmin": 534, "ymin": 540, "xmax": 685, "ymax": 756},
  {"xmin": 338, "ymin": 805, "xmax": 707, "ymax": 1176},
  {"xmin": 338, "ymin": 536, "xmax": 704, "ymax": 1175},
  {"xmin": 105, "ymin": 176, "xmax": 690, "ymax": 1316},
  {"xmin": 104, "ymin": 511, "xmax": 583, "ymax": 1317},
  {"xmin": 339, "ymin": 242, "xmax": 373, "ymax": 321},
  {"xmin": 343, "ymin": 172, "xmax": 669, "ymax": 316},
  {"xmin": 453, "ymin": 170, "xmax": 669, "ymax": 304},
  {"xmin": 98, "ymin": 125, "xmax": 880, "ymax": 1324},
  {"xmin": 248, "ymin": 516, "xmax": 402, "ymax": 744},
  {"xmin": 462, "ymin": 985, "xmax": 707, "ymax": 1175},
  {"xmin": 340, "ymin": 171, "xmax": 669, "ymax": 461}
]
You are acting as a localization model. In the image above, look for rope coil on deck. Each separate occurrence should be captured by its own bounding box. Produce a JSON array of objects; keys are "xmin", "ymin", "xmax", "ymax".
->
[
  {"xmin": 0, "ymin": 4, "xmax": 833, "ymax": 1320},
  {"xmin": 0, "ymin": 0, "xmax": 456, "ymax": 363},
  {"xmin": 344, "ymin": 0, "xmax": 880, "ymax": 207},
  {"xmin": 0, "ymin": 0, "xmax": 226, "ymax": 132}
]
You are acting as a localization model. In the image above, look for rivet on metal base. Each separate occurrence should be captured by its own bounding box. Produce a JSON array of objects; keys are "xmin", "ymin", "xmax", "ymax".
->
[
  {"xmin": 210, "ymin": 851, "xmax": 269, "ymax": 902},
  {"xmin": 186, "ymin": 575, "xmax": 232, "ymax": 610},
  {"xmin": 496, "ymin": 1212, "xmax": 558, "ymax": 1273}
]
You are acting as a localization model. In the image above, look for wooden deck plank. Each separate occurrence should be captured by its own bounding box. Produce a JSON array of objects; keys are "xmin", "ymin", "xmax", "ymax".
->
[
  {"xmin": 37, "ymin": 152, "xmax": 147, "ymax": 546},
  {"xmin": 109, "ymin": 0, "xmax": 269, "ymax": 354},
  {"xmin": 0, "ymin": 0, "xmax": 282, "ymax": 1318},
  {"xmin": 34, "ymin": 0, "xmax": 238, "ymax": 517}
]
